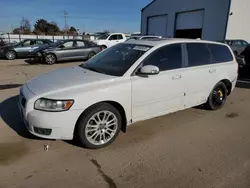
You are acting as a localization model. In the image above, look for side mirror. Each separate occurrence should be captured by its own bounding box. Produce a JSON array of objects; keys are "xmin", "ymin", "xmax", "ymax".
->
[{"xmin": 138, "ymin": 65, "xmax": 160, "ymax": 75}]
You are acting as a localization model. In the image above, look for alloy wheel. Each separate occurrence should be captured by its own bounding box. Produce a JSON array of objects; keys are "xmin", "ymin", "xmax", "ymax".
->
[{"xmin": 85, "ymin": 110, "xmax": 118, "ymax": 146}]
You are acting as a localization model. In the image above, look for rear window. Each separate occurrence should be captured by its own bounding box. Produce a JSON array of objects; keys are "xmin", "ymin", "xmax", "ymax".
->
[
  {"xmin": 187, "ymin": 43, "xmax": 212, "ymax": 67},
  {"xmin": 207, "ymin": 44, "xmax": 234, "ymax": 63}
]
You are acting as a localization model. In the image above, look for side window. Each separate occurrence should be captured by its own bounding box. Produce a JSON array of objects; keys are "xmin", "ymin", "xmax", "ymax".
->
[
  {"xmin": 117, "ymin": 35, "xmax": 123, "ymax": 40},
  {"xmin": 143, "ymin": 44, "xmax": 183, "ymax": 71},
  {"xmin": 22, "ymin": 40, "xmax": 31, "ymax": 47},
  {"xmin": 23, "ymin": 40, "xmax": 35, "ymax": 47},
  {"xmin": 187, "ymin": 43, "xmax": 211, "ymax": 67},
  {"xmin": 61, "ymin": 41, "xmax": 74, "ymax": 48},
  {"xmin": 242, "ymin": 40, "xmax": 249, "ymax": 46},
  {"xmin": 207, "ymin": 44, "xmax": 234, "ymax": 63},
  {"xmin": 77, "ymin": 41, "xmax": 85, "ymax": 47},
  {"xmin": 36, "ymin": 40, "xmax": 43, "ymax": 45},
  {"xmin": 43, "ymin": 40, "xmax": 51, "ymax": 44},
  {"xmin": 109, "ymin": 35, "xmax": 118, "ymax": 40},
  {"xmin": 233, "ymin": 40, "xmax": 242, "ymax": 46}
]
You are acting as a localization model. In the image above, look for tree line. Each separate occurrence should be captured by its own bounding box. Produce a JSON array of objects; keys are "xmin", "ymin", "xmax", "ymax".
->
[{"xmin": 12, "ymin": 18, "xmax": 78, "ymax": 36}]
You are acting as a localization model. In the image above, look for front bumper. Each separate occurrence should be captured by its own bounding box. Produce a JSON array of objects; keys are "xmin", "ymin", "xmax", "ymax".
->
[{"xmin": 18, "ymin": 85, "xmax": 82, "ymax": 140}]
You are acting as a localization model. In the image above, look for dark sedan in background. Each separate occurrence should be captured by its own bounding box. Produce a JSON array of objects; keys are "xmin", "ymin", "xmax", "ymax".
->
[
  {"xmin": 220, "ymin": 39, "xmax": 249, "ymax": 55},
  {"xmin": 0, "ymin": 39, "xmax": 53, "ymax": 60},
  {"xmin": 33, "ymin": 39, "xmax": 103, "ymax": 64}
]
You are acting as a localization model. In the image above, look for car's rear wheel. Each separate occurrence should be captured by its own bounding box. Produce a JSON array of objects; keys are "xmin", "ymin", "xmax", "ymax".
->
[
  {"xmin": 5, "ymin": 51, "xmax": 17, "ymax": 60},
  {"xmin": 88, "ymin": 52, "xmax": 96, "ymax": 59},
  {"xmin": 45, "ymin": 53, "xmax": 57, "ymax": 65},
  {"xmin": 206, "ymin": 82, "xmax": 228, "ymax": 110},
  {"xmin": 76, "ymin": 103, "xmax": 121, "ymax": 149}
]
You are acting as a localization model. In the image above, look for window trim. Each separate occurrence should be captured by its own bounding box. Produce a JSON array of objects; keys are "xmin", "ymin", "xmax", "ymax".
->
[{"xmin": 131, "ymin": 43, "xmax": 185, "ymax": 76}]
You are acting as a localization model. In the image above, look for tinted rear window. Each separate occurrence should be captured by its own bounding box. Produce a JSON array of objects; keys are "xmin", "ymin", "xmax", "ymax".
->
[
  {"xmin": 187, "ymin": 43, "xmax": 212, "ymax": 67},
  {"xmin": 207, "ymin": 44, "xmax": 234, "ymax": 63}
]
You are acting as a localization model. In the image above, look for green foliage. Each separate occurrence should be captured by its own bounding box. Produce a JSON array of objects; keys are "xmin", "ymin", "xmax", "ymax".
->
[{"xmin": 33, "ymin": 19, "xmax": 60, "ymax": 35}]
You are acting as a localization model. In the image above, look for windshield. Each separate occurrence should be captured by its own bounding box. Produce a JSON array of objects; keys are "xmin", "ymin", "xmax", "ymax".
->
[
  {"xmin": 97, "ymin": 34, "xmax": 109, "ymax": 40},
  {"xmin": 80, "ymin": 43, "xmax": 152, "ymax": 76}
]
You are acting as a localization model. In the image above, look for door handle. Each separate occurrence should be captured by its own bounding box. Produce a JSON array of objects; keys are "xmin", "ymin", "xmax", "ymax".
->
[
  {"xmin": 209, "ymin": 69, "xmax": 216, "ymax": 73},
  {"xmin": 172, "ymin": 75, "xmax": 182, "ymax": 80}
]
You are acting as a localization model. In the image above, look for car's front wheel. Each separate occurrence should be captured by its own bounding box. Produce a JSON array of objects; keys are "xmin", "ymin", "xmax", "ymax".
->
[
  {"xmin": 88, "ymin": 52, "xmax": 96, "ymax": 59},
  {"xmin": 5, "ymin": 51, "xmax": 17, "ymax": 60},
  {"xmin": 45, "ymin": 53, "xmax": 57, "ymax": 65},
  {"xmin": 206, "ymin": 82, "xmax": 228, "ymax": 110},
  {"xmin": 76, "ymin": 103, "xmax": 121, "ymax": 149}
]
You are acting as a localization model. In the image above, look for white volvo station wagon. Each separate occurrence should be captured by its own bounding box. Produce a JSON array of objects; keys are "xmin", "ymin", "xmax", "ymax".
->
[{"xmin": 19, "ymin": 39, "xmax": 238, "ymax": 149}]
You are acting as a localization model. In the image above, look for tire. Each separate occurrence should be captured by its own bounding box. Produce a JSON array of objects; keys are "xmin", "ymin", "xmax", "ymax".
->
[
  {"xmin": 45, "ymin": 53, "xmax": 57, "ymax": 65},
  {"xmin": 5, "ymin": 51, "xmax": 17, "ymax": 60},
  {"xmin": 206, "ymin": 82, "xmax": 228, "ymax": 110},
  {"xmin": 76, "ymin": 103, "xmax": 121, "ymax": 149},
  {"xmin": 88, "ymin": 51, "xmax": 96, "ymax": 59}
]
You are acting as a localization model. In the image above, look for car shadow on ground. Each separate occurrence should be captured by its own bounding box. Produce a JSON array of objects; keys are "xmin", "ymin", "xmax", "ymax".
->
[
  {"xmin": 236, "ymin": 80, "xmax": 250, "ymax": 89},
  {"xmin": 24, "ymin": 59, "xmax": 42, "ymax": 65},
  {"xmin": 0, "ymin": 95, "xmax": 44, "ymax": 140},
  {"xmin": 0, "ymin": 84, "xmax": 23, "ymax": 90}
]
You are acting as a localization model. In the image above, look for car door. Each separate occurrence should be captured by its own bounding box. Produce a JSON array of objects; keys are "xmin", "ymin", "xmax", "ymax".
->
[
  {"xmin": 182, "ymin": 43, "xmax": 217, "ymax": 108},
  {"xmin": 131, "ymin": 43, "xmax": 185, "ymax": 121},
  {"xmin": 15, "ymin": 39, "xmax": 37, "ymax": 57},
  {"xmin": 74, "ymin": 40, "xmax": 89, "ymax": 59},
  {"xmin": 108, "ymin": 34, "xmax": 120, "ymax": 46},
  {"xmin": 56, "ymin": 41, "xmax": 77, "ymax": 60},
  {"xmin": 116, "ymin": 34, "xmax": 126, "ymax": 43}
]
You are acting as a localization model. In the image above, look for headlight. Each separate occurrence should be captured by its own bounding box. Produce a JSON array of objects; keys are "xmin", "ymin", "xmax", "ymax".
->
[{"xmin": 34, "ymin": 98, "xmax": 74, "ymax": 112}]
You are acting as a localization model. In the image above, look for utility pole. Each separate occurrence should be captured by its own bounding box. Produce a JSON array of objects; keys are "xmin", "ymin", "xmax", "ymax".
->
[{"xmin": 64, "ymin": 11, "xmax": 68, "ymax": 35}]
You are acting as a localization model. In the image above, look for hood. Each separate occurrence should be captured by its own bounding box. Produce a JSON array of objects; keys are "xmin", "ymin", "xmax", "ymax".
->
[{"xmin": 26, "ymin": 66, "xmax": 114, "ymax": 95}]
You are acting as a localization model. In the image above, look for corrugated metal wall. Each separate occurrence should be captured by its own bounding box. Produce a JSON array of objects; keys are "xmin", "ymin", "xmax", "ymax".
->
[{"xmin": 141, "ymin": 0, "xmax": 231, "ymax": 41}]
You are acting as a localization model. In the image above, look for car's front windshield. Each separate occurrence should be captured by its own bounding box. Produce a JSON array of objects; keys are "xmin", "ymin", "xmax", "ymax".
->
[
  {"xmin": 80, "ymin": 43, "xmax": 152, "ymax": 76},
  {"xmin": 97, "ymin": 34, "xmax": 109, "ymax": 40}
]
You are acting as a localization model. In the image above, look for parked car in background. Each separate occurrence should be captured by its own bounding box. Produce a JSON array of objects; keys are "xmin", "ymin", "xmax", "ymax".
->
[
  {"xmin": 93, "ymin": 33, "xmax": 126, "ymax": 49},
  {"xmin": 126, "ymin": 35, "xmax": 162, "ymax": 41},
  {"xmin": 19, "ymin": 39, "xmax": 237, "ymax": 149},
  {"xmin": 0, "ymin": 39, "xmax": 53, "ymax": 60},
  {"xmin": 33, "ymin": 39, "xmax": 102, "ymax": 64},
  {"xmin": 220, "ymin": 39, "xmax": 249, "ymax": 55}
]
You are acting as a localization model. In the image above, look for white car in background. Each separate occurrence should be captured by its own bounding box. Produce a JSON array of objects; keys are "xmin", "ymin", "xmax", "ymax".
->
[
  {"xmin": 93, "ymin": 33, "xmax": 126, "ymax": 49},
  {"xmin": 126, "ymin": 35, "xmax": 162, "ymax": 41},
  {"xmin": 19, "ymin": 39, "xmax": 238, "ymax": 149}
]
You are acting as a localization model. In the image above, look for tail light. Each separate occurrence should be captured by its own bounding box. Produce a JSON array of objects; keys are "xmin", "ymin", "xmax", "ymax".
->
[{"xmin": 100, "ymin": 46, "xmax": 103, "ymax": 51}]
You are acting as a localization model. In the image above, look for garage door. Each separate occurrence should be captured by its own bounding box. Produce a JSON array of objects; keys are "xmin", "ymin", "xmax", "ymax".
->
[
  {"xmin": 147, "ymin": 15, "xmax": 168, "ymax": 36},
  {"xmin": 176, "ymin": 10, "xmax": 204, "ymax": 30}
]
